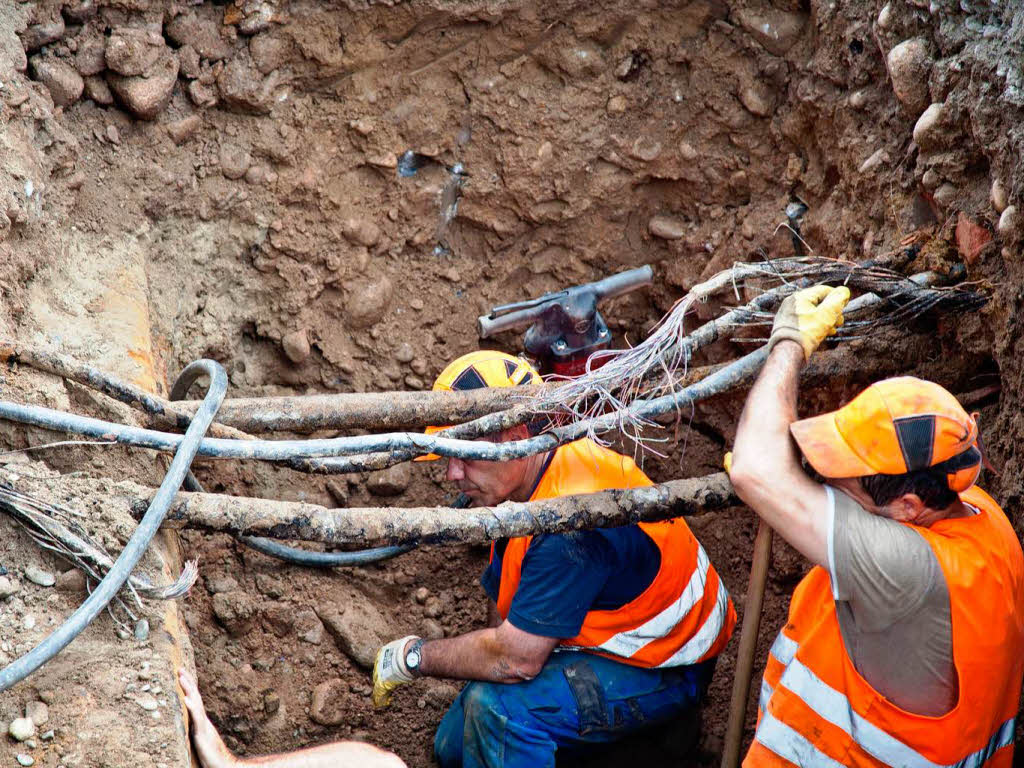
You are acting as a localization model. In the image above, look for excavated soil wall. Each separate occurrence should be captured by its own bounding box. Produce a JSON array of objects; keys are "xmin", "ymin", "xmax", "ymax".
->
[{"xmin": 1, "ymin": 0, "xmax": 1023, "ymax": 766}]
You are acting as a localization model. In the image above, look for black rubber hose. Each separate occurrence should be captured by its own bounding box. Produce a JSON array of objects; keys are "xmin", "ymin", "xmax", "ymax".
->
[
  {"xmin": 234, "ymin": 490, "xmax": 470, "ymax": 568},
  {"xmin": 0, "ymin": 359, "xmax": 227, "ymax": 692},
  {"xmin": 169, "ymin": 369, "xmax": 470, "ymax": 568}
]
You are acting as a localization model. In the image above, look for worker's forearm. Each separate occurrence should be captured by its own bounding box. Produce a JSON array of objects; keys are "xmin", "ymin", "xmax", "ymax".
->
[
  {"xmin": 730, "ymin": 340, "xmax": 829, "ymax": 565},
  {"xmin": 234, "ymin": 743, "xmax": 404, "ymax": 768},
  {"xmin": 732, "ymin": 342, "xmax": 804, "ymax": 504},
  {"xmin": 420, "ymin": 629, "xmax": 535, "ymax": 683}
]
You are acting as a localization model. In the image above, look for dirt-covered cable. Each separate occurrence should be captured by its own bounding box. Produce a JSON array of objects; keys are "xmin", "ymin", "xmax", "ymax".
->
[
  {"xmin": 168, "ymin": 363, "xmax": 435, "ymax": 567},
  {"xmin": 144, "ymin": 473, "xmax": 740, "ymax": 547},
  {"xmin": 0, "ymin": 358, "xmax": 227, "ymax": 693},
  {"xmin": 235, "ymin": 493, "xmax": 471, "ymax": 567}
]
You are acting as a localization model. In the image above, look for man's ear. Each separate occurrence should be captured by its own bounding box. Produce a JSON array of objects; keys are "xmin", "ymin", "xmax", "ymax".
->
[
  {"xmin": 890, "ymin": 493, "xmax": 927, "ymax": 522},
  {"xmin": 497, "ymin": 424, "xmax": 531, "ymax": 443}
]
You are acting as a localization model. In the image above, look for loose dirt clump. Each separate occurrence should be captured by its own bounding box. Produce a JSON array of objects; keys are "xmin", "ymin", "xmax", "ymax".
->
[{"xmin": 1, "ymin": 0, "xmax": 1023, "ymax": 766}]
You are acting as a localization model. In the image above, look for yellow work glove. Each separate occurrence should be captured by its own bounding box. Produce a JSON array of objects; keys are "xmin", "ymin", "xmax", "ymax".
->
[
  {"xmin": 767, "ymin": 284, "xmax": 851, "ymax": 360},
  {"xmin": 372, "ymin": 635, "xmax": 419, "ymax": 708},
  {"xmin": 723, "ymin": 451, "xmax": 733, "ymax": 475}
]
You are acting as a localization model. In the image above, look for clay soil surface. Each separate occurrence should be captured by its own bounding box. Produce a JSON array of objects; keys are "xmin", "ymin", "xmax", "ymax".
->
[{"xmin": 1, "ymin": 0, "xmax": 1023, "ymax": 766}]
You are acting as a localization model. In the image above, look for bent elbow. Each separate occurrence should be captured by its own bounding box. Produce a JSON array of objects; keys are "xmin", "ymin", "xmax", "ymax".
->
[
  {"xmin": 497, "ymin": 654, "xmax": 546, "ymax": 683},
  {"xmin": 727, "ymin": 457, "xmax": 769, "ymax": 506},
  {"xmin": 518, "ymin": 657, "xmax": 546, "ymax": 681}
]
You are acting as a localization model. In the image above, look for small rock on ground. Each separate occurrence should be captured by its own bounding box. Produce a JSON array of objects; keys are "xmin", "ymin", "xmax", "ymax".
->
[
  {"xmin": 16, "ymin": 754, "xmax": 34, "ymax": 767},
  {"xmin": 318, "ymin": 598, "xmax": 395, "ymax": 669},
  {"xmin": 295, "ymin": 609, "xmax": 324, "ymax": 645},
  {"xmin": 211, "ymin": 590, "xmax": 258, "ymax": 636},
  {"xmin": 9, "ymin": 717, "xmax": 35, "ymax": 742},
  {"xmin": 107, "ymin": 50, "xmax": 179, "ymax": 120},
  {"xmin": 649, "ymin": 215, "xmax": 685, "ymax": 240},
  {"xmin": 310, "ymin": 679, "xmax": 348, "ymax": 725},
  {"xmin": 281, "ymin": 329, "xmax": 310, "ymax": 363},
  {"xmin": 31, "ymin": 57, "xmax": 84, "ymax": 108},
  {"xmin": 25, "ymin": 701, "xmax": 48, "ymax": 727},
  {"xmin": 24, "ymin": 566, "xmax": 55, "ymax": 587},
  {"xmin": 0, "ymin": 575, "xmax": 20, "ymax": 599},
  {"xmin": 219, "ymin": 143, "xmax": 252, "ymax": 180},
  {"xmin": 55, "ymin": 569, "xmax": 86, "ymax": 594},
  {"xmin": 366, "ymin": 464, "xmax": 410, "ymax": 497},
  {"xmin": 886, "ymin": 38, "xmax": 932, "ymax": 116},
  {"xmin": 105, "ymin": 28, "xmax": 163, "ymax": 76},
  {"xmin": 205, "ymin": 575, "xmax": 239, "ymax": 595},
  {"xmin": 344, "ymin": 276, "xmax": 393, "ymax": 329},
  {"xmin": 166, "ymin": 115, "xmax": 202, "ymax": 145}
]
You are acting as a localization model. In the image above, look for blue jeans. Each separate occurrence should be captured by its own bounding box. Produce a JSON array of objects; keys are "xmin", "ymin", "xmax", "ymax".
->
[{"xmin": 434, "ymin": 651, "xmax": 714, "ymax": 768}]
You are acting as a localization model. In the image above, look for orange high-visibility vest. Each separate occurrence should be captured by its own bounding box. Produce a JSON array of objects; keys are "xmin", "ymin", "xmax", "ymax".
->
[
  {"xmin": 746, "ymin": 485, "xmax": 1024, "ymax": 768},
  {"xmin": 494, "ymin": 439, "xmax": 736, "ymax": 668}
]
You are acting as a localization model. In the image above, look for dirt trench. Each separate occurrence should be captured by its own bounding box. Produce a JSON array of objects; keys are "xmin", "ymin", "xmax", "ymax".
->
[{"xmin": 0, "ymin": 0, "xmax": 1022, "ymax": 766}]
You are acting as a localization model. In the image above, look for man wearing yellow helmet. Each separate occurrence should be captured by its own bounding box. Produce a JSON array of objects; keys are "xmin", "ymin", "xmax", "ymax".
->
[{"xmin": 372, "ymin": 351, "xmax": 736, "ymax": 768}]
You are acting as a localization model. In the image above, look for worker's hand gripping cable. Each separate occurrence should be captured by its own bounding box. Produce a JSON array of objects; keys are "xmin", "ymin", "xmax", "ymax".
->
[{"xmin": 765, "ymin": 284, "xmax": 852, "ymax": 360}]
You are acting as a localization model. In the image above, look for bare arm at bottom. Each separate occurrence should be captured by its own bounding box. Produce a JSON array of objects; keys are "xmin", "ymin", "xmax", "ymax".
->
[{"xmin": 179, "ymin": 670, "xmax": 406, "ymax": 768}]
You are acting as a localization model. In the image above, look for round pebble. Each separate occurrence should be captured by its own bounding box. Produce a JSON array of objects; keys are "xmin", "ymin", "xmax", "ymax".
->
[
  {"xmin": 9, "ymin": 717, "xmax": 35, "ymax": 742},
  {"xmin": 16, "ymin": 755, "xmax": 34, "ymax": 767},
  {"xmin": 0, "ymin": 576, "xmax": 19, "ymax": 599},
  {"xmin": 395, "ymin": 342, "xmax": 415, "ymax": 363},
  {"xmin": 24, "ymin": 566, "xmax": 55, "ymax": 587}
]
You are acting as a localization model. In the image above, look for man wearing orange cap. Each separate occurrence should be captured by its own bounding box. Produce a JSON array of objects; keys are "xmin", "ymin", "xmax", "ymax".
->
[
  {"xmin": 728, "ymin": 285, "xmax": 1024, "ymax": 767},
  {"xmin": 372, "ymin": 351, "xmax": 736, "ymax": 768}
]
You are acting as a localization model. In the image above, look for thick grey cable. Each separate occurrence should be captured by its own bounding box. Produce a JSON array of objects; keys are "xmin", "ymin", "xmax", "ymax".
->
[
  {"xmin": 0, "ymin": 273, "xmax": 948, "ymax": 466},
  {"xmin": 0, "ymin": 356, "xmax": 733, "ymax": 461},
  {"xmin": 0, "ymin": 359, "xmax": 227, "ymax": 692},
  {"xmin": 236, "ymin": 493, "xmax": 471, "ymax": 567},
  {"xmin": 168, "ymin": 365, "xmax": 423, "ymax": 568}
]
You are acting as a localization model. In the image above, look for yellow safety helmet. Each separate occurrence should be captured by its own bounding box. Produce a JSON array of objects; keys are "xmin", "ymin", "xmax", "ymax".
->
[{"xmin": 415, "ymin": 351, "xmax": 542, "ymax": 461}]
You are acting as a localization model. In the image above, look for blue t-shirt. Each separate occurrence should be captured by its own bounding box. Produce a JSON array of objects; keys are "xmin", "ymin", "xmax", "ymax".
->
[{"xmin": 480, "ymin": 526, "xmax": 661, "ymax": 638}]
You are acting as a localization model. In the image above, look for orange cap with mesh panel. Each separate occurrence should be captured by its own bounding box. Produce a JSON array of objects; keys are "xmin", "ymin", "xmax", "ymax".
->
[
  {"xmin": 414, "ymin": 351, "xmax": 542, "ymax": 462},
  {"xmin": 790, "ymin": 376, "xmax": 983, "ymax": 492}
]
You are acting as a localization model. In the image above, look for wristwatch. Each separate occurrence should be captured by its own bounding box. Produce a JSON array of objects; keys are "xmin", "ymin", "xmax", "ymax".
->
[{"xmin": 405, "ymin": 638, "xmax": 425, "ymax": 677}]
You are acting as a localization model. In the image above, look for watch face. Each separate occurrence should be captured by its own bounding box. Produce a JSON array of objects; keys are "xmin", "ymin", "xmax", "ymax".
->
[{"xmin": 406, "ymin": 642, "xmax": 422, "ymax": 669}]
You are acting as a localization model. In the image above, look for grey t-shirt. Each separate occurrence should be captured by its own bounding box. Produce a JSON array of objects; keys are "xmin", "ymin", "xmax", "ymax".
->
[{"xmin": 826, "ymin": 486, "xmax": 962, "ymax": 716}]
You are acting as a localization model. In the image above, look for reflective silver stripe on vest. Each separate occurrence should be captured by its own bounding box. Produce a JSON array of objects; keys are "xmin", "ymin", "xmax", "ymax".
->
[
  {"xmin": 591, "ymin": 544, "xmax": 727, "ymax": 662},
  {"xmin": 656, "ymin": 571, "xmax": 731, "ymax": 667},
  {"xmin": 757, "ymin": 632, "xmax": 1016, "ymax": 767},
  {"xmin": 756, "ymin": 713, "xmax": 848, "ymax": 768},
  {"xmin": 759, "ymin": 679, "xmax": 772, "ymax": 714},
  {"xmin": 769, "ymin": 630, "xmax": 797, "ymax": 666}
]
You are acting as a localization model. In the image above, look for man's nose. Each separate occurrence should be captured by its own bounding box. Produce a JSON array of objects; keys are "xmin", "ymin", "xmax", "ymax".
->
[{"xmin": 446, "ymin": 458, "xmax": 465, "ymax": 482}]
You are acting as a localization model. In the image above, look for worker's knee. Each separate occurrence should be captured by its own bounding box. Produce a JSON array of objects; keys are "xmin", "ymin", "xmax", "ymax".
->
[
  {"xmin": 461, "ymin": 681, "xmax": 505, "ymax": 728},
  {"xmin": 434, "ymin": 688, "xmax": 471, "ymax": 768}
]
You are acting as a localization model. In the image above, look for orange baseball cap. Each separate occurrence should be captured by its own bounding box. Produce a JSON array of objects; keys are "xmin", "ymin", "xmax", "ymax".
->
[
  {"xmin": 414, "ymin": 351, "xmax": 542, "ymax": 461},
  {"xmin": 790, "ymin": 376, "xmax": 982, "ymax": 492}
]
